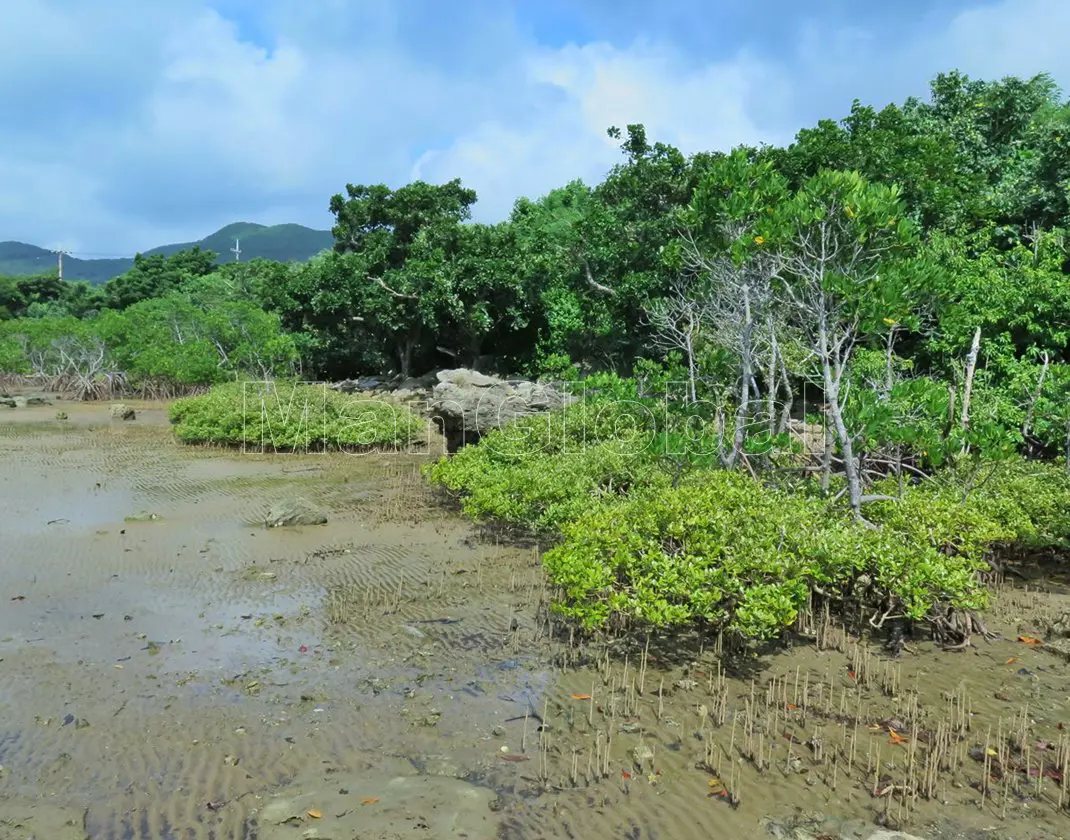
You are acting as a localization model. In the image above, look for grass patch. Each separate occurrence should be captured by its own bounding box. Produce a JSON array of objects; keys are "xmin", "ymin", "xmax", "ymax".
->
[{"xmin": 170, "ymin": 381, "xmax": 426, "ymax": 452}]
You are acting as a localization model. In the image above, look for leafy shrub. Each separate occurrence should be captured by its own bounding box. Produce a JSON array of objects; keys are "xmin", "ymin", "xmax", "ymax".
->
[
  {"xmin": 541, "ymin": 454, "xmax": 1070, "ymax": 638},
  {"xmin": 426, "ymin": 397, "xmax": 668, "ymax": 531},
  {"xmin": 542, "ymin": 469, "xmax": 1001, "ymax": 637},
  {"xmin": 170, "ymin": 381, "xmax": 425, "ymax": 451}
]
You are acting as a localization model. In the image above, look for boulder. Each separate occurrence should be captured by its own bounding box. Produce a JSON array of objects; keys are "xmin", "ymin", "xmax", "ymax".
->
[
  {"xmin": 428, "ymin": 368, "xmax": 574, "ymax": 451},
  {"xmin": 110, "ymin": 403, "xmax": 136, "ymax": 420},
  {"xmin": 334, "ymin": 376, "xmax": 382, "ymax": 394},
  {"xmin": 5, "ymin": 394, "xmax": 52, "ymax": 407}
]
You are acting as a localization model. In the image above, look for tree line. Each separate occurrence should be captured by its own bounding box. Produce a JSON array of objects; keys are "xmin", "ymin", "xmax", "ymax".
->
[{"xmin": 0, "ymin": 69, "xmax": 1067, "ymax": 460}]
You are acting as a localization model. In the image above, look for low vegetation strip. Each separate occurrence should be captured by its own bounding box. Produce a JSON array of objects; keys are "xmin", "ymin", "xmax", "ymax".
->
[
  {"xmin": 428, "ymin": 396, "xmax": 1070, "ymax": 644},
  {"xmin": 169, "ymin": 381, "xmax": 426, "ymax": 451}
]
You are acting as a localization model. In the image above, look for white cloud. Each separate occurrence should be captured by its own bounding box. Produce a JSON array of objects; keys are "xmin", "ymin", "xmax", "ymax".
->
[
  {"xmin": 939, "ymin": 0, "xmax": 1070, "ymax": 83},
  {"xmin": 413, "ymin": 41, "xmax": 786, "ymax": 221}
]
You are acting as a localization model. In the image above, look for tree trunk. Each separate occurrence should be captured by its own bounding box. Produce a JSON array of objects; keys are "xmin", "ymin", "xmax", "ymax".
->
[
  {"xmin": 397, "ymin": 326, "xmax": 420, "ymax": 379},
  {"xmin": 685, "ymin": 333, "xmax": 697, "ymax": 404},
  {"xmin": 1022, "ymin": 351, "xmax": 1050, "ymax": 440},
  {"xmin": 818, "ymin": 309, "xmax": 861, "ymax": 515},
  {"xmin": 766, "ymin": 316, "xmax": 777, "ymax": 437},
  {"xmin": 960, "ymin": 326, "xmax": 982, "ymax": 432},
  {"xmin": 776, "ymin": 344, "xmax": 793, "ymax": 434},
  {"xmin": 724, "ymin": 286, "xmax": 752, "ymax": 469},
  {"xmin": 820, "ymin": 413, "xmax": 834, "ymax": 494}
]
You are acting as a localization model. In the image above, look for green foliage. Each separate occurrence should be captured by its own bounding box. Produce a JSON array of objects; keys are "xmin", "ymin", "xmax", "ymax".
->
[
  {"xmin": 0, "ymin": 273, "xmax": 65, "ymax": 319},
  {"xmin": 542, "ymin": 457, "xmax": 1070, "ymax": 636},
  {"xmin": 104, "ymin": 247, "xmax": 218, "ymax": 310},
  {"xmin": 98, "ymin": 294, "xmax": 299, "ymax": 387},
  {"xmin": 170, "ymin": 381, "xmax": 425, "ymax": 451},
  {"xmin": 426, "ymin": 398, "xmax": 665, "ymax": 532}
]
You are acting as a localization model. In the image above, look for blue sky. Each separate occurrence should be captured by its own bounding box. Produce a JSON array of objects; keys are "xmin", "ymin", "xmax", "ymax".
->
[{"xmin": 1, "ymin": 0, "xmax": 1067, "ymax": 256}]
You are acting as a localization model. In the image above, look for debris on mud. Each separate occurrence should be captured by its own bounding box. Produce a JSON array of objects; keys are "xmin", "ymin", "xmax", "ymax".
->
[
  {"xmin": 254, "ymin": 769, "xmax": 497, "ymax": 840},
  {"xmin": 261, "ymin": 498, "xmax": 328, "ymax": 528},
  {"xmin": 124, "ymin": 510, "xmax": 160, "ymax": 522}
]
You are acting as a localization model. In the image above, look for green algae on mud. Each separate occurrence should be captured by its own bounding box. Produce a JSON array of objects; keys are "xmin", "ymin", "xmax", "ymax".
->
[{"xmin": 2, "ymin": 401, "xmax": 1070, "ymax": 840}]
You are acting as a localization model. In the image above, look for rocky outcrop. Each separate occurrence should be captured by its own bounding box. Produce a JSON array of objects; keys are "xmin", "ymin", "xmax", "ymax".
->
[
  {"xmin": 332, "ymin": 372, "xmax": 438, "ymax": 403},
  {"xmin": 110, "ymin": 403, "xmax": 136, "ymax": 420},
  {"xmin": 428, "ymin": 368, "xmax": 574, "ymax": 452},
  {"xmin": 0, "ymin": 394, "xmax": 52, "ymax": 408}
]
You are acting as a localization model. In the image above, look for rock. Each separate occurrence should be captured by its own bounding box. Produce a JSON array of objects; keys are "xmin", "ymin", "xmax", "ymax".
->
[
  {"xmin": 1044, "ymin": 637, "xmax": 1070, "ymax": 660},
  {"xmin": 334, "ymin": 376, "xmax": 382, "ymax": 393},
  {"xmin": 429, "ymin": 368, "xmax": 575, "ymax": 451},
  {"xmin": 263, "ymin": 498, "xmax": 328, "ymax": 528},
  {"xmin": 24, "ymin": 394, "xmax": 53, "ymax": 406},
  {"xmin": 110, "ymin": 403, "xmax": 136, "ymax": 420},
  {"xmin": 632, "ymin": 744, "xmax": 655, "ymax": 769}
]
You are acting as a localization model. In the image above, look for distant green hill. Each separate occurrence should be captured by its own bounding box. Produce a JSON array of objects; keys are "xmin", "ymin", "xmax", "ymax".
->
[{"xmin": 0, "ymin": 222, "xmax": 334, "ymax": 284}]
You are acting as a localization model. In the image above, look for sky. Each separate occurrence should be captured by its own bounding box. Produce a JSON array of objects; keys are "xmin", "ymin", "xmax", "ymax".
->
[{"xmin": 2, "ymin": 0, "xmax": 1068, "ymax": 256}]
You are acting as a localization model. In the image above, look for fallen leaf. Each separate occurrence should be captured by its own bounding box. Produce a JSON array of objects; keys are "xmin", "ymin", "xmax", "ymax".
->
[
  {"xmin": 361, "ymin": 797, "xmax": 380, "ymax": 805},
  {"xmin": 298, "ymin": 645, "xmax": 309, "ymax": 653},
  {"xmin": 1005, "ymin": 657, "xmax": 1017, "ymax": 665},
  {"xmin": 10, "ymin": 595, "xmax": 25, "ymax": 602},
  {"xmin": 847, "ymin": 670, "xmax": 857, "ymax": 681},
  {"xmin": 785, "ymin": 703, "xmax": 799, "ymax": 711},
  {"xmin": 306, "ymin": 809, "xmax": 322, "ymax": 819},
  {"xmin": 1018, "ymin": 635, "xmax": 1043, "ymax": 646},
  {"xmin": 621, "ymin": 770, "xmax": 632, "ymax": 780},
  {"xmin": 707, "ymin": 778, "xmax": 722, "ymax": 787},
  {"xmin": 570, "ymin": 693, "xmax": 592, "ymax": 701},
  {"xmin": 888, "ymin": 728, "xmax": 908, "ymax": 745}
]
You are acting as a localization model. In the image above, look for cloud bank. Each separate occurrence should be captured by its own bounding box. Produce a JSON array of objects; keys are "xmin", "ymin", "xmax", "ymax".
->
[{"xmin": 1, "ymin": 0, "xmax": 1066, "ymax": 255}]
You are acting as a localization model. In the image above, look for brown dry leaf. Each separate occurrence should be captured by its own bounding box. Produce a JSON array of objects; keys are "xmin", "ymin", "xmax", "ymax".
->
[
  {"xmin": 1018, "ymin": 635, "xmax": 1043, "ymax": 646},
  {"xmin": 1005, "ymin": 657, "xmax": 1017, "ymax": 665},
  {"xmin": 306, "ymin": 809, "xmax": 322, "ymax": 819},
  {"xmin": 570, "ymin": 693, "xmax": 592, "ymax": 701},
  {"xmin": 361, "ymin": 797, "xmax": 380, "ymax": 805}
]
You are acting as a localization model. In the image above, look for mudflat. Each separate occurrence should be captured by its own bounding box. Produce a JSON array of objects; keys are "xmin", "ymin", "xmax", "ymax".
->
[{"xmin": 2, "ymin": 401, "xmax": 1070, "ymax": 840}]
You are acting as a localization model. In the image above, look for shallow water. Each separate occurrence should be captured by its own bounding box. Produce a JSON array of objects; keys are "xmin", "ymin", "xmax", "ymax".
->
[{"xmin": 1, "ymin": 400, "xmax": 1070, "ymax": 840}]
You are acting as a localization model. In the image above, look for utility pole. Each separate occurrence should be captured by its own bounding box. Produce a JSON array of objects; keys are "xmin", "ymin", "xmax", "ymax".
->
[
  {"xmin": 231, "ymin": 238, "xmax": 241, "ymax": 262},
  {"xmin": 51, "ymin": 249, "xmax": 70, "ymax": 281}
]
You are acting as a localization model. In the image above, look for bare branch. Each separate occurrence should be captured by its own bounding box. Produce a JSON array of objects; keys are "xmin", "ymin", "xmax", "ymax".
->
[{"xmin": 372, "ymin": 276, "xmax": 418, "ymax": 300}]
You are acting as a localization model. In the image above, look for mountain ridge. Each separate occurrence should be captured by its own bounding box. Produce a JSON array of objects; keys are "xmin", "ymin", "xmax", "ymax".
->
[{"xmin": 0, "ymin": 222, "xmax": 334, "ymax": 284}]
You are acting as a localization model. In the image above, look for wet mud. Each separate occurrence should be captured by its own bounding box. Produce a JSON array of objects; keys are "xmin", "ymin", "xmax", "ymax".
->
[{"xmin": 1, "ymin": 400, "xmax": 1070, "ymax": 839}]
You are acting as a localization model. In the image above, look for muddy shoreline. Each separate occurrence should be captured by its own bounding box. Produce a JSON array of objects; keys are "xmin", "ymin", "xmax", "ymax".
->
[{"xmin": 2, "ymin": 400, "xmax": 1070, "ymax": 839}]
